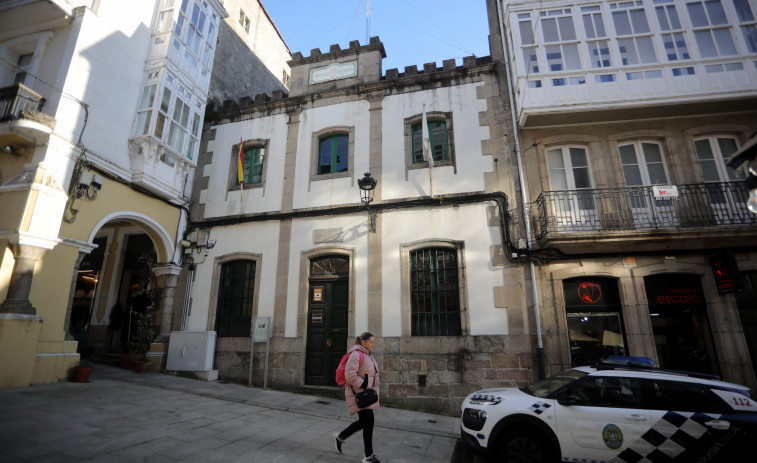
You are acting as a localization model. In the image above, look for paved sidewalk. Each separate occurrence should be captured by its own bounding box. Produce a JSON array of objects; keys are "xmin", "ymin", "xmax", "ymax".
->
[{"xmin": 0, "ymin": 363, "xmax": 481, "ymax": 463}]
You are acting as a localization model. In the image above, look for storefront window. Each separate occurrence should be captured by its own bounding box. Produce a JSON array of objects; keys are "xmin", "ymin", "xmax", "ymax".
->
[
  {"xmin": 644, "ymin": 274, "xmax": 718, "ymax": 375},
  {"xmin": 564, "ymin": 277, "xmax": 626, "ymax": 366}
]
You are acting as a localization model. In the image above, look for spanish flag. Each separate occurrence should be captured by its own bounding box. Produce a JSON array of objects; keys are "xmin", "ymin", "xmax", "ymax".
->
[{"xmin": 236, "ymin": 137, "xmax": 245, "ymax": 189}]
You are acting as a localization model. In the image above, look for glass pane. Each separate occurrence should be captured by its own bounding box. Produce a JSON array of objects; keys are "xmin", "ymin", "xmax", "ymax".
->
[
  {"xmin": 155, "ymin": 113, "xmax": 166, "ymax": 138},
  {"xmin": 319, "ymin": 139, "xmax": 332, "ymax": 174},
  {"xmin": 519, "ymin": 20, "xmax": 534, "ymax": 44},
  {"xmin": 595, "ymin": 14, "xmax": 606, "ymax": 37},
  {"xmin": 743, "ymin": 25, "xmax": 757, "ymax": 53},
  {"xmin": 160, "ymin": 88, "xmax": 171, "ymax": 113},
  {"xmin": 687, "ymin": 2, "xmax": 708, "ymax": 27},
  {"xmin": 735, "ymin": 0, "xmax": 755, "ymax": 21},
  {"xmin": 542, "ymin": 18, "xmax": 559, "ymax": 42},
  {"xmin": 695, "ymin": 139, "xmax": 715, "ymax": 160},
  {"xmin": 718, "ymin": 138, "xmax": 743, "ymax": 180},
  {"xmin": 713, "ymin": 28, "xmax": 737, "ymax": 55},
  {"xmin": 558, "ymin": 16, "xmax": 577, "ymax": 40},
  {"xmin": 695, "ymin": 31, "xmax": 717, "ymax": 57},
  {"xmin": 618, "ymin": 38, "xmax": 639, "ymax": 65},
  {"xmin": 656, "ymin": 7, "xmax": 671, "ymax": 30},
  {"xmin": 630, "ymin": 8, "xmax": 650, "ymax": 33},
  {"xmin": 700, "ymin": 159, "xmax": 721, "ymax": 182},
  {"xmin": 637, "ymin": 37, "xmax": 657, "ymax": 63},
  {"xmin": 564, "ymin": 44, "xmax": 582, "ymax": 70},
  {"xmin": 546, "ymin": 45, "xmax": 563, "ymax": 71},
  {"xmin": 613, "ymin": 11, "xmax": 632, "ymax": 35},
  {"xmin": 642, "ymin": 143, "xmax": 662, "ymax": 164},
  {"xmin": 705, "ymin": 0, "xmax": 727, "ymax": 25},
  {"xmin": 547, "ymin": 148, "xmax": 565, "ymax": 168},
  {"xmin": 569, "ymin": 148, "xmax": 588, "ymax": 167},
  {"xmin": 668, "ymin": 6, "xmax": 681, "ymax": 29},
  {"xmin": 412, "ymin": 125, "xmax": 423, "ymax": 162},
  {"xmin": 573, "ymin": 167, "xmax": 591, "ymax": 189},
  {"xmin": 523, "ymin": 48, "xmax": 539, "ymax": 73},
  {"xmin": 583, "ymin": 14, "xmax": 596, "ymax": 38}
]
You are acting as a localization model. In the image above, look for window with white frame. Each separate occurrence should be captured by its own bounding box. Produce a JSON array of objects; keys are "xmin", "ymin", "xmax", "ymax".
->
[
  {"xmin": 619, "ymin": 141, "xmax": 670, "ymax": 186},
  {"xmin": 582, "ymin": 5, "xmax": 613, "ymax": 68},
  {"xmin": 518, "ymin": 13, "xmax": 540, "ymax": 73},
  {"xmin": 734, "ymin": 0, "xmax": 757, "ymax": 53},
  {"xmin": 686, "ymin": 0, "xmax": 737, "ymax": 57},
  {"xmin": 134, "ymin": 84, "xmax": 157, "ymax": 136},
  {"xmin": 655, "ymin": 0, "xmax": 691, "ymax": 61},
  {"xmin": 168, "ymin": 95, "xmax": 190, "ymax": 155},
  {"xmin": 155, "ymin": 85, "xmax": 172, "ymax": 139},
  {"xmin": 540, "ymin": 8, "xmax": 582, "ymax": 71},
  {"xmin": 546, "ymin": 146, "xmax": 595, "ymax": 211},
  {"xmin": 155, "ymin": 0, "xmax": 174, "ymax": 34},
  {"xmin": 611, "ymin": 1, "xmax": 658, "ymax": 65},
  {"xmin": 695, "ymin": 135, "xmax": 744, "ymax": 182}
]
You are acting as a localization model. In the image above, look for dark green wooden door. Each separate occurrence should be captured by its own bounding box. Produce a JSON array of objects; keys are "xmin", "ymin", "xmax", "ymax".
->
[{"xmin": 306, "ymin": 279, "xmax": 349, "ymax": 386}]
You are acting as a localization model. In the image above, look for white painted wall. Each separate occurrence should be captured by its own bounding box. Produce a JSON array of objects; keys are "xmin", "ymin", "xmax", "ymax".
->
[
  {"xmin": 381, "ymin": 82, "xmax": 492, "ymax": 199},
  {"xmin": 203, "ymin": 113, "xmax": 289, "ymax": 217},
  {"xmin": 381, "ymin": 204, "xmax": 507, "ymax": 337},
  {"xmin": 292, "ymin": 100, "xmax": 372, "ymax": 210},
  {"xmin": 185, "ymin": 220, "xmax": 281, "ymax": 332}
]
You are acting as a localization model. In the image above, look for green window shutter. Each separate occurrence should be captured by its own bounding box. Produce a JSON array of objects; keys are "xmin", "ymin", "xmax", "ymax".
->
[
  {"xmin": 237, "ymin": 147, "xmax": 263, "ymax": 185},
  {"xmin": 411, "ymin": 120, "xmax": 448, "ymax": 164},
  {"xmin": 318, "ymin": 135, "xmax": 349, "ymax": 174}
]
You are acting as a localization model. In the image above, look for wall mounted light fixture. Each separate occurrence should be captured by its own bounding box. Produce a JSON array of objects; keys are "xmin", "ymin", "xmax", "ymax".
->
[{"xmin": 358, "ymin": 172, "xmax": 377, "ymax": 232}]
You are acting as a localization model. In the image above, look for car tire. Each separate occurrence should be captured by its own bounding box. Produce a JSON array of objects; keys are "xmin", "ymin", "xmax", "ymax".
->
[{"xmin": 497, "ymin": 428, "xmax": 553, "ymax": 463}]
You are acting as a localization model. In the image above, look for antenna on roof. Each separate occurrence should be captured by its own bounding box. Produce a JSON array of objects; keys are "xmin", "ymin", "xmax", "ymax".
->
[{"xmin": 366, "ymin": 0, "xmax": 371, "ymax": 44}]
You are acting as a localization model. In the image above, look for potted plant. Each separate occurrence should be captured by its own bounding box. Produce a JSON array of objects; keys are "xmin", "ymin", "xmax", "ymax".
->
[
  {"xmin": 122, "ymin": 255, "xmax": 162, "ymax": 372},
  {"xmin": 71, "ymin": 361, "xmax": 94, "ymax": 382}
]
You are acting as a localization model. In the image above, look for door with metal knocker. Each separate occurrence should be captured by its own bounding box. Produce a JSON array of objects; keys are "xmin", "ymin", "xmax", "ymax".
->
[{"xmin": 305, "ymin": 256, "xmax": 349, "ymax": 386}]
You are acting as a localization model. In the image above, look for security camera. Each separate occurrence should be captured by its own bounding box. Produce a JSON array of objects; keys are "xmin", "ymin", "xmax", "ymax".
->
[
  {"xmin": 78, "ymin": 171, "xmax": 93, "ymax": 189},
  {"xmin": 91, "ymin": 174, "xmax": 103, "ymax": 190}
]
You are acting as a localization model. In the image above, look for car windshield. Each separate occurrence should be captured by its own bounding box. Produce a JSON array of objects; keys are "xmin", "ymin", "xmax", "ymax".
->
[{"xmin": 522, "ymin": 369, "xmax": 588, "ymax": 398}]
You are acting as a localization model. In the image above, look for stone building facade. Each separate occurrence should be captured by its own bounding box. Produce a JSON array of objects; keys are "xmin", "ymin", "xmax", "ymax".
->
[
  {"xmin": 489, "ymin": 0, "xmax": 757, "ymax": 391},
  {"xmin": 187, "ymin": 37, "xmax": 532, "ymax": 415}
]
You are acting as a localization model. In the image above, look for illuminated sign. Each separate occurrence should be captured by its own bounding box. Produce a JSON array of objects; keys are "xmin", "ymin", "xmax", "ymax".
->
[{"xmin": 645, "ymin": 274, "xmax": 706, "ymax": 310}]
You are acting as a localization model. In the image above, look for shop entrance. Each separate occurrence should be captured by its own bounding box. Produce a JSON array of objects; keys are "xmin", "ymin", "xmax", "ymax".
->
[
  {"xmin": 645, "ymin": 274, "xmax": 718, "ymax": 375},
  {"xmin": 305, "ymin": 256, "xmax": 349, "ymax": 386},
  {"xmin": 564, "ymin": 277, "xmax": 626, "ymax": 367}
]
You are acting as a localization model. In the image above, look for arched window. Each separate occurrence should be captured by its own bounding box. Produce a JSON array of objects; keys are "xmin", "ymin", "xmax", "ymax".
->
[
  {"xmin": 215, "ymin": 260, "xmax": 256, "ymax": 337},
  {"xmin": 410, "ymin": 248, "xmax": 461, "ymax": 336}
]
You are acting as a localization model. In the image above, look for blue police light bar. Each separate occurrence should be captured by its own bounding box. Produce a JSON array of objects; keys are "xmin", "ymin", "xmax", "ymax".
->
[{"xmin": 600, "ymin": 355, "xmax": 656, "ymax": 367}]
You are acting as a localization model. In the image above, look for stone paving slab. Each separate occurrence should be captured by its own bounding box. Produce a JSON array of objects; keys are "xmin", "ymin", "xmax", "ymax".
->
[{"xmin": 0, "ymin": 364, "xmax": 483, "ymax": 463}]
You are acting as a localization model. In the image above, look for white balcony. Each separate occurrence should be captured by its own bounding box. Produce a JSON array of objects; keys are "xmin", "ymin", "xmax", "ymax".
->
[{"xmin": 128, "ymin": 135, "xmax": 194, "ymax": 203}]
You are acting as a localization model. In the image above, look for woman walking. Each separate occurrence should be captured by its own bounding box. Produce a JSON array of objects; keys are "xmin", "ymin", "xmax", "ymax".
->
[{"xmin": 333, "ymin": 332, "xmax": 381, "ymax": 463}]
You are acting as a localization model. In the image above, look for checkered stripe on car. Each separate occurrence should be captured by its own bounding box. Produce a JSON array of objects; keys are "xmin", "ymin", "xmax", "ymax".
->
[
  {"xmin": 610, "ymin": 411, "xmax": 721, "ymax": 463},
  {"xmin": 529, "ymin": 401, "xmax": 552, "ymax": 415}
]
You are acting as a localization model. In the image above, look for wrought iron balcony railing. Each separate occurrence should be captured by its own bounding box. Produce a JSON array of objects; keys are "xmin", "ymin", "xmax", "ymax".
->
[
  {"xmin": 534, "ymin": 182, "xmax": 757, "ymax": 240},
  {"xmin": 0, "ymin": 84, "xmax": 46, "ymax": 123}
]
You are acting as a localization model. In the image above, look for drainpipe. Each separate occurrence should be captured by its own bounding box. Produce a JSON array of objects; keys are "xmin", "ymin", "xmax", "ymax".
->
[{"xmin": 496, "ymin": 0, "xmax": 546, "ymax": 379}]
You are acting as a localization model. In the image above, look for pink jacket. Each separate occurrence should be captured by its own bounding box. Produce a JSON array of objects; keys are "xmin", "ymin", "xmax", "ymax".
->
[{"xmin": 344, "ymin": 344, "xmax": 380, "ymax": 415}]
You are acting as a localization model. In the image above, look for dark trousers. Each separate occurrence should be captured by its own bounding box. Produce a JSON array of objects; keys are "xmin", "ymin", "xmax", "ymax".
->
[{"xmin": 339, "ymin": 409, "xmax": 374, "ymax": 457}]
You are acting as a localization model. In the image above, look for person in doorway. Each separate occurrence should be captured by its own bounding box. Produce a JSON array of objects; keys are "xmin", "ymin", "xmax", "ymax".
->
[{"xmin": 333, "ymin": 332, "xmax": 381, "ymax": 463}]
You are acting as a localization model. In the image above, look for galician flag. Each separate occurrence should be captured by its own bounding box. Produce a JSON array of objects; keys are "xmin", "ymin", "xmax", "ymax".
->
[
  {"xmin": 422, "ymin": 107, "xmax": 434, "ymax": 168},
  {"xmin": 236, "ymin": 137, "xmax": 245, "ymax": 189}
]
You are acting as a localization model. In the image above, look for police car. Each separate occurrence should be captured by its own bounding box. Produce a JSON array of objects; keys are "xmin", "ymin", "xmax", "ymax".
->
[{"xmin": 460, "ymin": 356, "xmax": 757, "ymax": 462}]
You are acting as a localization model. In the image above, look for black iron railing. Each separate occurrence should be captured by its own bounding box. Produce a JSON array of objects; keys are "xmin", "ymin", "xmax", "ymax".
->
[
  {"xmin": 534, "ymin": 182, "xmax": 757, "ymax": 240},
  {"xmin": 0, "ymin": 84, "xmax": 46, "ymax": 122}
]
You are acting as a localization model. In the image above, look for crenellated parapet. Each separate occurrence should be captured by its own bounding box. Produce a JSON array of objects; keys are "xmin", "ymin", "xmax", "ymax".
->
[{"xmin": 205, "ymin": 37, "xmax": 494, "ymax": 123}]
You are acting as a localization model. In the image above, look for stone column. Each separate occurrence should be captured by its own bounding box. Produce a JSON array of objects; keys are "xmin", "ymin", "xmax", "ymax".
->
[
  {"xmin": 0, "ymin": 244, "xmax": 47, "ymax": 315},
  {"xmin": 154, "ymin": 265, "xmax": 182, "ymax": 341}
]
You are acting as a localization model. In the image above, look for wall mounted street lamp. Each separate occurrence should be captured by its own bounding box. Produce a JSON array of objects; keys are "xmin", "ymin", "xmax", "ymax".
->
[{"xmin": 358, "ymin": 172, "xmax": 377, "ymax": 232}]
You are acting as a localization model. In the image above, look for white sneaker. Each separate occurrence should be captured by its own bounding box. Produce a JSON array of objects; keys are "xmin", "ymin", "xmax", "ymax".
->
[
  {"xmin": 362, "ymin": 455, "xmax": 381, "ymax": 463},
  {"xmin": 332, "ymin": 432, "xmax": 343, "ymax": 454}
]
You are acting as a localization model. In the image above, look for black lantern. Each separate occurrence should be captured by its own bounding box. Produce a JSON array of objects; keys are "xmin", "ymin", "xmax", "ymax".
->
[{"xmin": 358, "ymin": 172, "xmax": 377, "ymax": 232}]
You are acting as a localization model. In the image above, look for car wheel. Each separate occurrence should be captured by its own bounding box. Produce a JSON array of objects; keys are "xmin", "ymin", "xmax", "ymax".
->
[{"xmin": 497, "ymin": 429, "xmax": 552, "ymax": 463}]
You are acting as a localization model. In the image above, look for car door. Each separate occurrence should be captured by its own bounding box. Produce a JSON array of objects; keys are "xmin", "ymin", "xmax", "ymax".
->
[{"xmin": 553, "ymin": 375, "xmax": 662, "ymax": 461}]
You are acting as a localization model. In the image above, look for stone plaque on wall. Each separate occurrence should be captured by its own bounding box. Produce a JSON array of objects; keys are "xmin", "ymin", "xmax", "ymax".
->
[
  {"xmin": 314, "ymin": 228, "xmax": 344, "ymax": 243},
  {"xmin": 309, "ymin": 61, "xmax": 358, "ymax": 84}
]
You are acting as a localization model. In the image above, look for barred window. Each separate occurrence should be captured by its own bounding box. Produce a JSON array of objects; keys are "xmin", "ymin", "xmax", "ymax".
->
[
  {"xmin": 410, "ymin": 248, "xmax": 461, "ymax": 336},
  {"xmin": 215, "ymin": 260, "xmax": 255, "ymax": 337}
]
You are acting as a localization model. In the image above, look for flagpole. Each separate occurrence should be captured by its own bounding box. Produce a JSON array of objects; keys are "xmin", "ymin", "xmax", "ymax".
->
[
  {"xmin": 237, "ymin": 137, "xmax": 245, "ymax": 216},
  {"xmin": 422, "ymin": 104, "xmax": 433, "ymax": 197}
]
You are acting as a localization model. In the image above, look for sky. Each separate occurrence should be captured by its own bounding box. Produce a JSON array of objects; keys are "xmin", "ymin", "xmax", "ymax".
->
[{"xmin": 261, "ymin": 0, "xmax": 492, "ymax": 72}]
